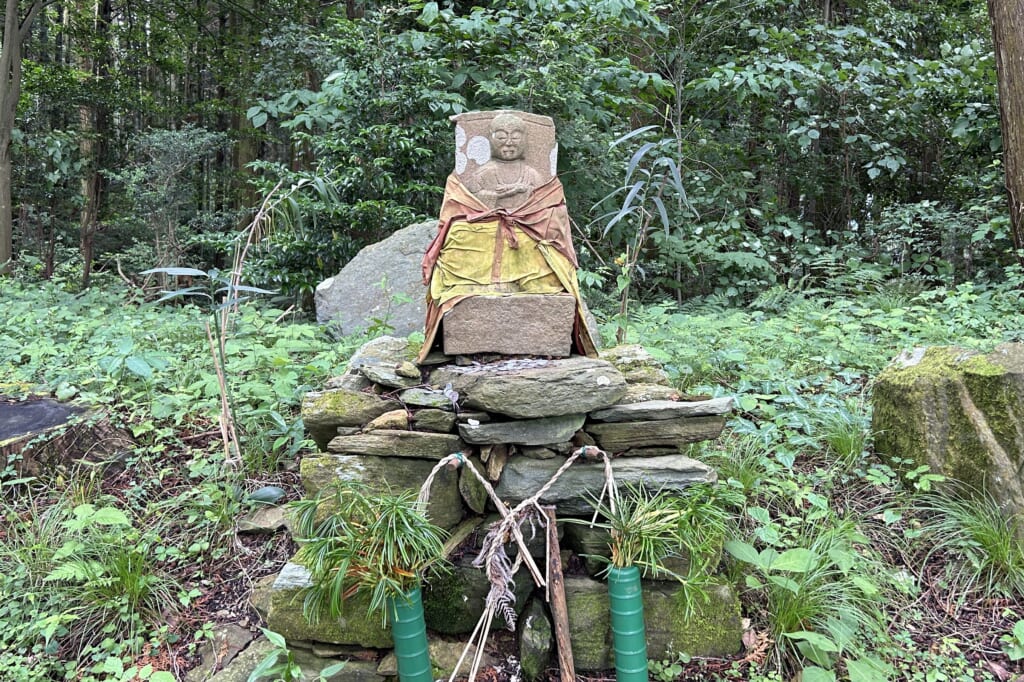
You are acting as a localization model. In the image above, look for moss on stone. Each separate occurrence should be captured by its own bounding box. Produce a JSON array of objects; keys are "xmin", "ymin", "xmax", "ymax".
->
[
  {"xmin": 871, "ymin": 344, "xmax": 1024, "ymax": 518},
  {"xmin": 643, "ymin": 581, "xmax": 742, "ymax": 658}
]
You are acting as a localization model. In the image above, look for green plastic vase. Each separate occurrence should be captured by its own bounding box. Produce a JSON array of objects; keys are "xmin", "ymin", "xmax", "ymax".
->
[
  {"xmin": 386, "ymin": 586, "xmax": 432, "ymax": 682},
  {"xmin": 607, "ymin": 565, "xmax": 648, "ymax": 682}
]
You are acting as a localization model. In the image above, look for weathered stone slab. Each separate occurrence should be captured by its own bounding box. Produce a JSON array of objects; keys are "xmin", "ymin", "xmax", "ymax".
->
[
  {"xmin": 442, "ymin": 294, "xmax": 575, "ymax": 357},
  {"xmin": 411, "ymin": 409, "xmax": 457, "ymax": 433},
  {"xmin": 431, "ymin": 356, "xmax": 627, "ymax": 418},
  {"xmin": 301, "ymin": 454, "xmax": 462, "ymax": 529},
  {"xmin": 315, "ymin": 221, "xmax": 436, "ymax": 335},
  {"xmin": 563, "ymin": 577, "xmax": 612, "ymax": 670},
  {"xmin": 600, "ymin": 344, "xmax": 671, "ymax": 385},
  {"xmin": 590, "ymin": 397, "xmax": 733, "ymax": 422},
  {"xmin": 266, "ymin": 562, "xmax": 392, "ymax": 648},
  {"xmin": 301, "ymin": 389, "xmax": 401, "ymax": 450},
  {"xmin": 494, "ymin": 454, "xmax": 715, "ymax": 515},
  {"xmin": 327, "ymin": 430, "xmax": 465, "ymax": 460},
  {"xmin": 617, "ymin": 383, "xmax": 683, "ymax": 404},
  {"xmin": 399, "ymin": 387, "xmax": 454, "ymax": 409},
  {"xmin": 458, "ymin": 414, "xmax": 585, "ymax": 445},
  {"xmin": 585, "ymin": 416, "xmax": 726, "ymax": 453},
  {"xmin": 872, "ymin": 344, "xmax": 1024, "ymax": 519}
]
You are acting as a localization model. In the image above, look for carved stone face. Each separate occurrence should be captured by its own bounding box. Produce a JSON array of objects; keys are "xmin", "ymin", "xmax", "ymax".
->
[{"xmin": 489, "ymin": 115, "xmax": 527, "ymax": 161}]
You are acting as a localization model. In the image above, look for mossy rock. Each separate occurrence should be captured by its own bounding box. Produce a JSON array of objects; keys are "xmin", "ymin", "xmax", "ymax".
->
[
  {"xmin": 301, "ymin": 389, "xmax": 401, "ymax": 450},
  {"xmin": 300, "ymin": 454, "xmax": 463, "ymax": 529},
  {"xmin": 265, "ymin": 562, "xmax": 392, "ymax": 648},
  {"xmin": 422, "ymin": 561, "xmax": 533, "ymax": 634},
  {"xmin": 872, "ymin": 344, "xmax": 1024, "ymax": 517},
  {"xmin": 564, "ymin": 575, "xmax": 742, "ymax": 671}
]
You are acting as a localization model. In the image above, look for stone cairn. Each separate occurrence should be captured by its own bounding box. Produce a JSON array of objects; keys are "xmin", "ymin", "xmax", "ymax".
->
[
  {"xmin": 260, "ymin": 337, "xmax": 743, "ymax": 679},
  {"xmin": 258, "ymin": 110, "xmax": 743, "ymax": 680}
]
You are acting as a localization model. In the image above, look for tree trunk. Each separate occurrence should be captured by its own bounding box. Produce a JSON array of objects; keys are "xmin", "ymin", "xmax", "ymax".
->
[
  {"xmin": 988, "ymin": 0, "xmax": 1024, "ymax": 265},
  {"xmin": 0, "ymin": 0, "xmax": 50, "ymax": 273},
  {"xmin": 77, "ymin": 0, "xmax": 111, "ymax": 289}
]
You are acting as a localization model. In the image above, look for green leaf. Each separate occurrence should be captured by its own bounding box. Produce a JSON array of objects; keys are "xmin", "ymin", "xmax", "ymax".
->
[
  {"xmin": 246, "ymin": 650, "xmax": 281, "ymax": 682},
  {"xmin": 141, "ymin": 266, "xmax": 209, "ymax": 278},
  {"xmin": 783, "ymin": 631, "xmax": 839, "ymax": 652},
  {"xmin": 772, "ymin": 548, "xmax": 818, "ymax": 572},
  {"xmin": 125, "ymin": 356, "xmax": 153, "ymax": 379},
  {"xmin": 724, "ymin": 539, "xmax": 760, "ymax": 565},
  {"xmin": 737, "ymin": 395, "xmax": 758, "ymax": 411},
  {"xmin": 419, "ymin": 2, "xmax": 439, "ymax": 25},
  {"xmin": 846, "ymin": 655, "xmax": 893, "ymax": 682},
  {"xmin": 320, "ymin": 661, "xmax": 347, "ymax": 676},
  {"xmin": 262, "ymin": 628, "xmax": 287, "ymax": 649},
  {"xmin": 800, "ymin": 665, "xmax": 836, "ymax": 682},
  {"xmin": 91, "ymin": 506, "xmax": 132, "ymax": 527}
]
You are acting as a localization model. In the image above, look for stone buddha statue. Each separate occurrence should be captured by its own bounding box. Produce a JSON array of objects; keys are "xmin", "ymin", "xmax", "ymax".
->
[
  {"xmin": 418, "ymin": 109, "xmax": 597, "ymax": 362},
  {"xmin": 464, "ymin": 113, "xmax": 544, "ymax": 211}
]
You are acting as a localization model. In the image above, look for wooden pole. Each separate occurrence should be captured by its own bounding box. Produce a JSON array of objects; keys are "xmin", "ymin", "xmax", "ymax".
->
[{"xmin": 544, "ymin": 505, "xmax": 575, "ymax": 682}]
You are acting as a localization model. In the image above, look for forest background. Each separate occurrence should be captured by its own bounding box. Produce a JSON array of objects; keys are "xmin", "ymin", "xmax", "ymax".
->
[{"xmin": 4, "ymin": 0, "xmax": 1024, "ymax": 681}]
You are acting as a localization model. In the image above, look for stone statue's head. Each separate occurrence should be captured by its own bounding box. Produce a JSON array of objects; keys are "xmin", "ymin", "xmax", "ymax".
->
[{"xmin": 489, "ymin": 113, "xmax": 527, "ymax": 161}]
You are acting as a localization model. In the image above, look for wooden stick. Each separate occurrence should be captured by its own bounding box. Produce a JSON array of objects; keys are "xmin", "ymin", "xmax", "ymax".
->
[{"xmin": 544, "ymin": 505, "xmax": 575, "ymax": 682}]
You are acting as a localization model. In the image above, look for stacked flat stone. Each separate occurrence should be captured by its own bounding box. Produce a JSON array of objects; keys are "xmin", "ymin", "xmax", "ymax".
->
[{"xmin": 264, "ymin": 336, "xmax": 742, "ymax": 677}]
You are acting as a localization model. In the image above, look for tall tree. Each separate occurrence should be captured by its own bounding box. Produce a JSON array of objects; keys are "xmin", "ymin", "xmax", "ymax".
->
[
  {"xmin": 0, "ymin": 0, "xmax": 53, "ymax": 271},
  {"xmin": 988, "ymin": 0, "xmax": 1024, "ymax": 265}
]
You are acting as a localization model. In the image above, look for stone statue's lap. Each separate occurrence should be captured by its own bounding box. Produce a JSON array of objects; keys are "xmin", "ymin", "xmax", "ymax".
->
[{"xmin": 429, "ymin": 220, "xmax": 567, "ymax": 306}]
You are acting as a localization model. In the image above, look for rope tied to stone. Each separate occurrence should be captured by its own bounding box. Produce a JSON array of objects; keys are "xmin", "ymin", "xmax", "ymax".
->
[{"xmin": 417, "ymin": 446, "xmax": 616, "ymax": 682}]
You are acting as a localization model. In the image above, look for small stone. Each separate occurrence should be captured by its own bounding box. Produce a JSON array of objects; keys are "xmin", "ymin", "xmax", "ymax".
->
[
  {"xmin": 617, "ymin": 383, "xmax": 683, "ymax": 404},
  {"xmin": 237, "ymin": 506, "xmax": 288, "ymax": 535},
  {"xmin": 458, "ymin": 414, "xmax": 585, "ymax": 446},
  {"xmin": 364, "ymin": 409, "xmax": 410, "ymax": 431},
  {"xmin": 485, "ymin": 444, "xmax": 509, "ymax": 481},
  {"xmin": 396, "ymin": 361, "xmax": 421, "ymax": 379},
  {"xmin": 359, "ymin": 363, "xmax": 420, "ymax": 389},
  {"xmin": 399, "ymin": 387, "xmax": 454, "ymax": 409},
  {"xmin": 600, "ymin": 344, "xmax": 671, "ymax": 385},
  {"xmin": 325, "ymin": 373, "xmax": 372, "ymax": 392},
  {"xmin": 518, "ymin": 600, "xmax": 554, "ymax": 681},
  {"xmin": 411, "ymin": 409, "xmax": 457, "ymax": 433},
  {"xmin": 519, "ymin": 445, "xmax": 558, "ymax": 460}
]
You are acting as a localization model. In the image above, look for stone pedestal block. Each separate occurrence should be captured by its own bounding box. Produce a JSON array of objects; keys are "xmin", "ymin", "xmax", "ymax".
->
[{"xmin": 442, "ymin": 294, "xmax": 575, "ymax": 357}]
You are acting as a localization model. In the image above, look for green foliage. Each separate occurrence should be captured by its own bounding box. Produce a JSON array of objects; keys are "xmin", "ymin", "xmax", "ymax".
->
[
  {"xmin": 291, "ymin": 481, "xmax": 449, "ymax": 627},
  {"xmin": 244, "ymin": 0, "xmax": 668, "ymax": 306},
  {"xmin": 913, "ymin": 486, "xmax": 1024, "ymax": 598},
  {"xmin": 248, "ymin": 628, "xmax": 346, "ymax": 682}
]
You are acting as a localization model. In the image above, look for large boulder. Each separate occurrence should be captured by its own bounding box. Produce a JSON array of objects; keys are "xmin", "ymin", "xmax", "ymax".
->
[
  {"xmin": 315, "ymin": 221, "xmax": 436, "ymax": 336},
  {"xmin": 872, "ymin": 344, "xmax": 1024, "ymax": 516}
]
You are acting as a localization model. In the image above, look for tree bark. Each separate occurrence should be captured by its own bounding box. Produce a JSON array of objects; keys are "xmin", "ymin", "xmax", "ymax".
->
[
  {"xmin": 988, "ymin": 0, "xmax": 1024, "ymax": 266},
  {"xmin": 77, "ymin": 0, "xmax": 111, "ymax": 289},
  {"xmin": 0, "ymin": 0, "xmax": 52, "ymax": 272}
]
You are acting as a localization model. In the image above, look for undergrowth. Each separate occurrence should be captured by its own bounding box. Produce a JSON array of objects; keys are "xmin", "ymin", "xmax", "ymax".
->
[{"xmin": 2, "ymin": 270, "xmax": 1024, "ymax": 679}]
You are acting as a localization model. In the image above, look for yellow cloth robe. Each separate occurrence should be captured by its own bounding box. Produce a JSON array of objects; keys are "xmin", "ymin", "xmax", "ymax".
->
[{"xmin": 418, "ymin": 173, "xmax": 597, "ymax": 362}]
